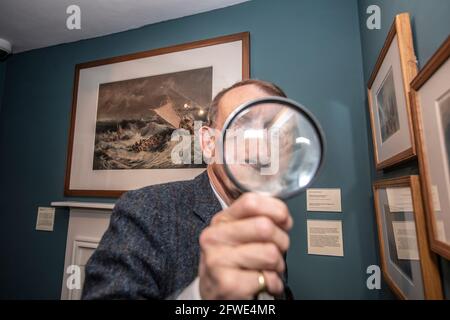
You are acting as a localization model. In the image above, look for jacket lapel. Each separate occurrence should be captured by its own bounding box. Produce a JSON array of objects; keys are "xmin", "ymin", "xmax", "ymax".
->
[{"xmin": 192, "ymin": 171, "xmax": 222, "ymax": 224}]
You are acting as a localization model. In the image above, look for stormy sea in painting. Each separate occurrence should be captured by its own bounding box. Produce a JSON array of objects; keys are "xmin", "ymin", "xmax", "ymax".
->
[{"xmin": 93, "ymin": 67, "xmax": 212, "ymax": 170}]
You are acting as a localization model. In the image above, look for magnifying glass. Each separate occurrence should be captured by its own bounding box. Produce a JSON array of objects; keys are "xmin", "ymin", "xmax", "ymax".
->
[{"xmin": 221, "ymin": 97, "xmax": 325, "ymax": 199}]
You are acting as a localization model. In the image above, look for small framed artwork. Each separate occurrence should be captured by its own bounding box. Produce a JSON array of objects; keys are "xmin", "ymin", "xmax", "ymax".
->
[
  {"xmin": 65, "ymin": 32, "xmax": 250, "ymax": 197},
  {"xmin": 367, "ymin": 13, "xmax": 418, "ymax": 170},
  {"xmin": 373, "ymin": 176, "xmax": 442, "ymax": 299},
  {"xmin": 410, "ymin": 36, "xmax": 450, "ymax": 259}
]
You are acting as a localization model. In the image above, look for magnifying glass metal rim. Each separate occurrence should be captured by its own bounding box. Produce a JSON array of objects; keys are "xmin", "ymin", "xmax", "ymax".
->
[{"xmin": 221, "ymin": 96, "xmax": 326, "ymax": 200}]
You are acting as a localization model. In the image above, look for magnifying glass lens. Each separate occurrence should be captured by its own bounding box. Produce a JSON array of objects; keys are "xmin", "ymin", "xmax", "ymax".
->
[{"xmin": 223, "ymin": 98, "xmax": 324, "ymax": 199}]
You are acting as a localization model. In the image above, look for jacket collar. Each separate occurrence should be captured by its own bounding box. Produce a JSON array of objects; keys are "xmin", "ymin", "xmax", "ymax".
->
[{"xmin": 192, "ymin": 170, "xmax": 222, "ymax": 223}]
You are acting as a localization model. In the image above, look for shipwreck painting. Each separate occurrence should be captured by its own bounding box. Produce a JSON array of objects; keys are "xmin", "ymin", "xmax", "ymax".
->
[{"xmin": 93, "ymin": 67, "xmax": 212, "ymax": 170}]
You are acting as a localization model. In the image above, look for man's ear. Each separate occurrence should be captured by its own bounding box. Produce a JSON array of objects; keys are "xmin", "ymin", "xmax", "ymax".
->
[{"xmin": 199, "ymin": 126, "xmax": 216, "ymax": 159}]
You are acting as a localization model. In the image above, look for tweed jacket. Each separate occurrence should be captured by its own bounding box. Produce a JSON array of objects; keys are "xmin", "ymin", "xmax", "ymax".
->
[{"xmin": 82, "ymin": 171, "xmax": 290, "ymax": 299}]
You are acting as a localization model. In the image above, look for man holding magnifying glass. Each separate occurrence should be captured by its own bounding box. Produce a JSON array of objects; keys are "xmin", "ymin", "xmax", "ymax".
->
[{"xmin": 82, "ymin": 79, "xmax": 294, "ymax": 300}]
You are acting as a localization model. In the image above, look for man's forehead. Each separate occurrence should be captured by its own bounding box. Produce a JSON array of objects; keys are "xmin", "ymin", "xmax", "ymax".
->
[
  {"xmin": 217, "ymin": 84, "xmax": 272, "ymax": 121},
  {"xmin": 220, "ymin": 84, "xmax": 271, "ymax": 108}
]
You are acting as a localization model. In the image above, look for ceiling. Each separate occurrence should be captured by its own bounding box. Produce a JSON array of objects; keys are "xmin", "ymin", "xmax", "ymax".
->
[{"xmin": 0, "ymin": 0, "xmax": 250, "ymax": 53}]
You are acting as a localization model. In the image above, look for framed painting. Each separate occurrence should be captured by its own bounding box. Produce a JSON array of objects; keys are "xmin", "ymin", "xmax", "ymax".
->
[
  {"xmin": 65, "ymin": 32, "xmax": 250, "ymax": 197},
  {"xmin": 410, "ymin": 36, "xmax": 450, "ymax": 259},
  {"xmin": 367, "ymin": 13, "xmax": 418, "ymax": 170},
  {"xmin": 373, "ymin": 176, "xmax": 442, "ymax": 299}
]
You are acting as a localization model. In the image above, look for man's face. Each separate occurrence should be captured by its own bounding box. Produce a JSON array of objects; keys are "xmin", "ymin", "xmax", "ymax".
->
[{"xmin": 202, "ymin": 84, "xmax": 275, "ymax": 199}]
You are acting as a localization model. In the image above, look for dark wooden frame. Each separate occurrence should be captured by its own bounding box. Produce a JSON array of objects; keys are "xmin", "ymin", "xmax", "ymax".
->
[
  {"xmin": 373, "ymin": 176, "xmax": 443, "ymax": 300},
  {"xmin": 367, "ymin": 13, "xmax": 418, "ymax": 170},
  {"xmin": 410, "ymin": 36, "xmax": 450, "ymax": 259},
  {"xmin": 64, "ymin": 32, "xmax": 250, "ymax": 197}
]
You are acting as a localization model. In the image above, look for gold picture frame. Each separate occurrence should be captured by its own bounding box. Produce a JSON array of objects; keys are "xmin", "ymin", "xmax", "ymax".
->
[
  {"xmin": 410, "ymin": 36, "xmax": 450, "ymax": 259},
  {"xmin": 372, "ymin": 176, "xmax": 442, "ymax": 299},
  {"xmin": 367, "ymin": 13, "xmax": 418, "ymax": 170},
  {"xmin": 64, "ymin": 32, "xmax": 250, "ymax": 197}
]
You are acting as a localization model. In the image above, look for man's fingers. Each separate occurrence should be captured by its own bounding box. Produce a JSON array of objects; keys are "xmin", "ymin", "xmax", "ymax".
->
[
  {"xmin": 214, "ymin": 193, "xmax": 293, "ymax": 231},
  {"xmin": 199, "ymin": 193, "xmax": 291, "ymax": 299},
  {"xmin": 261, "ymin": 271, "xmax": 284, "ymax": 296},
  {"xmin": 205, "ymin": 268, "xmax": 284, "ymax": 299},
  {"xmin": 210, "ymin": 211, "xmax": 232, "ymax": 225},
  {"xmin": 200, "ymin": 216, "xmax": 290, "ymax": 252},
  {"xmin": 203, "ymin": 243, "xmax": 285, "ymax": 273}
]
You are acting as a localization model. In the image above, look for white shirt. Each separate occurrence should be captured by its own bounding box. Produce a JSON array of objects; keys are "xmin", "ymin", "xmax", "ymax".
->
[{"xmin": 177, "ymin": 180, "xmax": 273, "ymax": 300}]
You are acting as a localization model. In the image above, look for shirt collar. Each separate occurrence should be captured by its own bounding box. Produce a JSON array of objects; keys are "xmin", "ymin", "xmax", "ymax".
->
[{"xmin": 209, "ymin": 180, "xmax": 228, "ymax": 209}]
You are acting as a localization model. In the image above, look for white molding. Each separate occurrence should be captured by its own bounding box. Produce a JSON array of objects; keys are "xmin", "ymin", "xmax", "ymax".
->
[
  {"xmin": 67, "ymin": 238, "xmax": 100, "ymax": 300},
  {"xmin": 51, "ymin": 201, "xmax": 115, "ymax": 210},
  {"xmin": 60, "ymin": 209, "xmax": 112, "ymax": 300}
]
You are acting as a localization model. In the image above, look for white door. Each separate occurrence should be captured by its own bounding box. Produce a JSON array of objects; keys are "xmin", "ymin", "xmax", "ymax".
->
[{"xmin": 60, "ymin": 208, "xmax": 112, "ymax": 300}]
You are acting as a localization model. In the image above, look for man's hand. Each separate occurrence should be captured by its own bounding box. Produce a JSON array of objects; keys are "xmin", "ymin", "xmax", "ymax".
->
[{"xmin": 198, "ymin": 193, "xmax": 293, "ymax": 299}]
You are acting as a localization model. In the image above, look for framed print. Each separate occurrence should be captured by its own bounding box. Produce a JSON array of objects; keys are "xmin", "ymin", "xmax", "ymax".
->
[
  {"xmin": 367, "ymin": 13, "xmax": 418, "ymax": 170},
  {"xmin": 410, "ymin": 36, "xmax": 450, "ymax": 259},
  {"xmin": 373, "ymin": 176, "xmax": 442, "ymax": 300},
  {"xmin": 65, "ymin": 32, "xmax": 250, "ymax": 197}
]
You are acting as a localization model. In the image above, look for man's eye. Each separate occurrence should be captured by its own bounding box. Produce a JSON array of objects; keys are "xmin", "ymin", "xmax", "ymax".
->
[
  {"xmin": 245, "ymin": 157, "xmax": 257, "ymax": 163},
  {"xmin": 248, "ymin": 162, "xmax": 271, "ymax": 170}
]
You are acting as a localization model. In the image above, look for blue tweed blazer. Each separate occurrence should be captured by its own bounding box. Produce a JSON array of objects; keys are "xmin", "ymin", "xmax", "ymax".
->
[{"xmin": 82, "ymin": 171, "xmax": 290, "ymax": 299}]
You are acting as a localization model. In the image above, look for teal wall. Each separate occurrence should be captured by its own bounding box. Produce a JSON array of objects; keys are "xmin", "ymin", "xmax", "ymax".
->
[
  {"xmin": 357, "ymin": 0, "xmax": 450, "ymax": 298},
  {"xmin": 0, "ymin": 62, "xmax": 5, "ymax": 112},
  {"xmin": 0, "ymin": 0, "xmax": 388, "ymax": 299}
]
